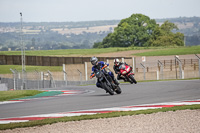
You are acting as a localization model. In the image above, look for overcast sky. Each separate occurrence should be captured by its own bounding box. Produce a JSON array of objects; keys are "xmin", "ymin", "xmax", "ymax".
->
[{"xmin": 0, "ymin": 0, "xmax": 200, "ymax": 22}]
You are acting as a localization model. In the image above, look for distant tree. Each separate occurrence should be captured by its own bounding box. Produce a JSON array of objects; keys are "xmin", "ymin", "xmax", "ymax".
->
[
  {"xmin": 93, "ymin": 14, "xmax": 184, "ymax": 48},
  {"xmin": 95, "ymin": 14, "xmax": 158, "ymax": 48},
  {"xmin": 160, "ymin": 21, "xmax": 178, "ymax": 34},
  {"xmin": 93, "ymin": 42, "xmax": 102, "ymax": 48},
  {"xmin": 149, "ymin": 21, "xmax": 184, "ymax": 46}
]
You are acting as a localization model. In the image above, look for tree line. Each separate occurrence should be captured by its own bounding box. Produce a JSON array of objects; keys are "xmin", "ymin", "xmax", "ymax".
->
[{"xmin": 0, "ymin": 30, "xmax": 111, "ymax": 51}]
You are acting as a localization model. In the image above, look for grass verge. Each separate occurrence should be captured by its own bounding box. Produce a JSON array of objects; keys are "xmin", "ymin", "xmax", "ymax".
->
[
  {"xmin": 0, "ymin": 104, "xmax": 199, "ymax": 130},
  {"xmin": 0, "ymin": 90, "xmax": 43, "ymax": 101}
]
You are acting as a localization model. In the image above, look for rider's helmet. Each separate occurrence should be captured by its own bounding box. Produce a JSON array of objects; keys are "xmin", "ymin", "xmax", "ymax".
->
[
  {"xmin": 114, "ymin": 58, "xmax": 120, "ymax": 66},
  {"xmin": 90, "ymin": 56, "xmax": 98, "ymax": 65}
]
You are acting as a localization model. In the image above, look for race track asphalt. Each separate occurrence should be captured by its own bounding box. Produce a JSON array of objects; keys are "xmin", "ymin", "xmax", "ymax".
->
[{"xmin": 0, "ymin": 80, "xmax": 200, "ymax": 119}]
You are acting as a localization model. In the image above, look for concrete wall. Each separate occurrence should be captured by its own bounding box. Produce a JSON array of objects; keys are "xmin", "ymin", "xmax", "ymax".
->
[{"xmin": 0, "ymin": 55, "xmax": 132, "ymax": 66}]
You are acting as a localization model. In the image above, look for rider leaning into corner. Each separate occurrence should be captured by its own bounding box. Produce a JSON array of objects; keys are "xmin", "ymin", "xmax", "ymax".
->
[
  {"xmin": 90, "ymin": 56, "xmax": 119, "ymax": 88},
  {"xmin": 113, "ymin": 58, "xmax": 132, "ymax": 82}
]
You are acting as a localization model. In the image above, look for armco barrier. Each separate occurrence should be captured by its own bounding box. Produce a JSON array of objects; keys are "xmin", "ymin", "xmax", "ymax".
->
[{"xmin": 0, "ymin": 83, "xmax": 8, "ymax": 91}]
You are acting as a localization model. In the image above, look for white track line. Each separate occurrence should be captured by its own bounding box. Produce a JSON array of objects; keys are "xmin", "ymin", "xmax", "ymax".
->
[{"xmin": 0, "ymin": 99, "xmax": 200, "ymax": 124}]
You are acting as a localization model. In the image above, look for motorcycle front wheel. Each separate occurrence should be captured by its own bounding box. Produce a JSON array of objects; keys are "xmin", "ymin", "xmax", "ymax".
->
[
  {"xmin": 129, "ymin": 75, "xmax": 137, "ymax": 84},
  {"xmin": 102, "ymin": 82, "xmax": 114, "ymax": 95},
  {"xmin": 115, "ymin": 86, "xmax": 122, "ymax": 94}
]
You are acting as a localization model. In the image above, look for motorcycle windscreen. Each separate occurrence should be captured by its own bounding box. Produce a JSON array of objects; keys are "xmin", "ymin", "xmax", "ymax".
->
[{"xmin": 119, "ymin": 64, "xmax": 126, "ymax": 70}]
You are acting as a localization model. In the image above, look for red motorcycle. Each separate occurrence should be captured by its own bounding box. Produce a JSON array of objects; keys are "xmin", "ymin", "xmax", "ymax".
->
[{"xmin": 119, "ymin": 64, "xmax": 137, "ymax": 84}]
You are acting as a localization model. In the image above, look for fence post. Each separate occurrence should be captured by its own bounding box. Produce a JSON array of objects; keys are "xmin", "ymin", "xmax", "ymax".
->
[
  {"xmin": 14, "ymin": 69, "xmax": 19, "ymax": 90},
  {"xmin": 158, "ymin": 60, "xmax": 163, "ymax": 80},
  {"xmin": 175, "ymin": 56, "xmax": 183, "ymax": 79},
  {"xmin": 157, "ymin": 69, "xmax": 159, "ymax": 80},
  {"xmin": 85, "ymin": 62, "xmax": 88, "ymax": 81},
  {"xmin": 35, "ymin": 70, "xmax": 40, "ymax": 90},
  {"xmin": 170, "ymin": 60, "xmax": 172, "ymax": 71},
  {"xmin": 195, "ymin": 54, "xmax": 200, "ymax": 78},
  {"xmin": 77, "ymin": 69, "xmax": 82, "ymax": 85},
  {"xmin": 122, "ymin": 58, "xmax": 124, "ymax": 63},
  {"xmin": 22, "ymin": 70, "xmax": 27, "ymax": 90},
  {"xmin": 106, "ymin": 59, "xmax": 110, "ymax": 68},
  {"xmin": 63, "ymin": 64, "xmax": 67, "ymax": 86},
  {"xmin": 10, "ymin": 69, "xmax": 16, "ymax": 90},
  {"xmin": 132, "ymin": 57, "xmax": 136, "ymax": 73},
  {"xmin": 41, "ymin": 72, "xmax": 44, "ymax": 88},
  {"xmin": 140, "ymin": 63, "xmax": 146, "ymax": 80},
  {"xmin": 47, "ymin": 70, "xmax": 56, "ymax": 88}
]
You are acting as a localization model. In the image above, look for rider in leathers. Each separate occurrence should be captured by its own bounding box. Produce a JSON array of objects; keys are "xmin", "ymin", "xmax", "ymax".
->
[
  {"xmin": 90, "ymin": 56, "xmax": 119, "ymax": 88},
  {"xmin": 113, "ymin": 58, "xmax": 130, "ymax": 81}
]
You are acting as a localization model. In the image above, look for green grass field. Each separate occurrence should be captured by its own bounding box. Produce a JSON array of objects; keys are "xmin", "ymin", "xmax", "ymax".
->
[
  {"xmin": 0, "ymin": 65, "xmax": 62, "ymax": 74},
  {"xmin": 0, "ymin": 46, "xmax": 199, "ymax": 57},
  {"xmin": 133, "ymin": 46, "xmax": 200, "ymax": 56},
  {"xmin": 0, "ymin": 47, "xmax": 136, "ymax": 56}
]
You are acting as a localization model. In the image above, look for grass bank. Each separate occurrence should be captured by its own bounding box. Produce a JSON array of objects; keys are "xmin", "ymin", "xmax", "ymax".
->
[
  {"xmin": 0, "ymin": 46, "xmax": 199, "ymax": 57},
  {"xmin": 133, "ymin": 46, "xmax": 200, "ymax": 56},
  {"xmin": 0, "ymin": 104, "xmax": 199, "ymax": 130},
  {"xmin": 0, "ymin": 47, "xmax": 137, "ymax": 56},
  {"xmin": 0, "ymin": 90, "xmax": 43, "ymax": 101},
  {"xmin": 0, "ymin": 47, "xmax": 176, "ymax": 57}
]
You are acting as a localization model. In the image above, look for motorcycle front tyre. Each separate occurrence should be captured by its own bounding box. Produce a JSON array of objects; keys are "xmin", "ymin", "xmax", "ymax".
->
[
  {"xmin": 102, "ymin": 82, "xmax": 114, "ymax": 95},
  {"xmin": 115, "ymin": 86, "xmax": 122, "ymax": 94},
  {"xmin": 129, "ymin": 75, "xmax": 137, "ymax": 84}
]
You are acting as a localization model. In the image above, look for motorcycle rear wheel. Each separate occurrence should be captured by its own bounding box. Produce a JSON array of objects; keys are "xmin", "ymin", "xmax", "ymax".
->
[{"xmin": 102, "ymin": 82, "xmax": 114, "ymax": 95}]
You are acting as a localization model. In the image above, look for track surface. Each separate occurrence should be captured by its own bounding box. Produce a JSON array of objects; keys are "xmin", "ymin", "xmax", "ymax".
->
[{"xmin": 0, "ymin": 80, "xmax": 200, "ymax": 119}]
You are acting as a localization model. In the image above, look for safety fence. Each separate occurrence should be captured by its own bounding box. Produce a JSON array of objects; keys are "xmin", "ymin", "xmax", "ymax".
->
[
  {"xmin": 64, "ymin": 55, "xmax": 200, "ymax": 81},
  {"xmin": 0, "ymin": 55, "xmax": 199, "ymax": 90},
  {"xmin": 0, "ymin": 70, "xmax": 96, "ymax": 90},
  {"xmin": 135, "ymin": 57, "xmax": 200, "ymax": 81}
]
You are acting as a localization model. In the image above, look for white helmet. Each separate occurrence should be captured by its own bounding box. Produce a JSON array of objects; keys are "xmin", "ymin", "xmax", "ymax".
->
[{"xmin": 114, "ymin": 58, "xmax": 120, "ymax": 66}]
